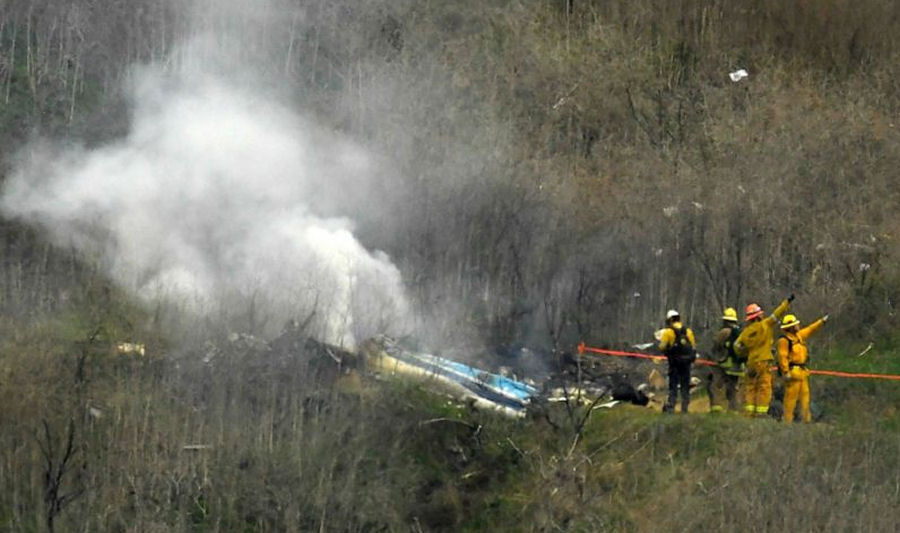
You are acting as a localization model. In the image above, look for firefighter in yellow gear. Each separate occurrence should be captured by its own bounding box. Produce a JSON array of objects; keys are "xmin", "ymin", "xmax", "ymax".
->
[
  {"xmin": 708, "ymin": 307, "xmax": 744, "ymax": 412},
  {"xmin": 734, "ymin": 295, "xmax": 793, "ymax": 417},
  {"xmin": 658, "ymin": 310, "xmax": 697, "ymax": 413},
  {"xmin": 777, "ymin": 313, "xmax": 828, "ymax": 423}
]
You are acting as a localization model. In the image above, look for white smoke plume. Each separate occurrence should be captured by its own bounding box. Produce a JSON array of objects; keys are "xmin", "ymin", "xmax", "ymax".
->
[{"xmin": 1, "ymin": 41, "xmax": 410, "ymax": 348}]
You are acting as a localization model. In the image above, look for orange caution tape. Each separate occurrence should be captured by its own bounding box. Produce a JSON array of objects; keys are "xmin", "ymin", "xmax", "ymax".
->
[
  {"xmin": 577, "ymin": 343, "xmax": 900, "ymax": 381},
  {"xmin": 804, "ymin": 369, "xmax": 900, "ymax": 380},
  {"xmin": 577, "ymin": 343, "xmax": 717, "ymax": 367}
]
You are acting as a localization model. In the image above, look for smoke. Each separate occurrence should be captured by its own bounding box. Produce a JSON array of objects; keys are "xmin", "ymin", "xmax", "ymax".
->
[{"xmin": 0, "ymin": 9, "xmax": 410, "ymax": 348}]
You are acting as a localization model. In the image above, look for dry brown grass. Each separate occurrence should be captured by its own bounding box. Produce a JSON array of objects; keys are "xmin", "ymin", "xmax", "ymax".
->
[
  {"xmin": 0, "ymin": 313, "xmax": 432, "ymax": 531},
  {"xmin": 2, "ymin": 306, "xmax": 900, "ymax": 532}
]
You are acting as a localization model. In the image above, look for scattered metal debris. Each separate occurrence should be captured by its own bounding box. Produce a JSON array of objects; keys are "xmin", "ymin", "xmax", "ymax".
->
[
  {"xmin": 361, "ymin": 336, "xmax": 537, "ymax": 417},
  {"xmin": 729, "ymin": 68, "xmax": 749, "ymax": 82},
  {"xmin": 857, "ymin": 342, "xmax": 874, "ymax": 358},
  {"xmin": 196, "ymin": 328, "xmax": 687, "ymax": 419},
  {"xmin": 115, "ymin": 342, "xmax": 145, "ymax": 356},
  {"xmin": 87, "ymin": 404, "xmax": 103, "ymax": 420},
  {"xmin": 182, "ymin": 444, "xmax": 212, "ymax": 451}
]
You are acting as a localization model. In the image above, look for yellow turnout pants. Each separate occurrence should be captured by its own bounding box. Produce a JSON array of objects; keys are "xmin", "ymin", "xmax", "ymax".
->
[
  {"xmin": 743, "ymin": 360, "xmax": 772, "ymax": 417},
  {"xmin": 783, "ymin": 367, "xmax": 811, "ymax": 423}
]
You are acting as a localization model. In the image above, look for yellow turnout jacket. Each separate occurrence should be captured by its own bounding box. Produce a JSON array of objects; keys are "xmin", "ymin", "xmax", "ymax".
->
[
  {"xmin": 734, "ymin": 299, "xmax": 791, "ymax": 366},
  {"xmin": 658, "ymin": 322, "xmax": 696, "ymax": 352},
  {"xmin": 777, "ymin": 318, "xmax": 825, "ymax": 374}
]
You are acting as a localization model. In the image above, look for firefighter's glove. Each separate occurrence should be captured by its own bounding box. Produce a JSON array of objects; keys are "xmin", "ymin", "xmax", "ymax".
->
[
  {"xmin": 787, "ymin": 293, "xmax": 795, "ymax": 303},
  {"xmin": 822, "ymin": 314, "xmax": 829, "ymax": 323}
]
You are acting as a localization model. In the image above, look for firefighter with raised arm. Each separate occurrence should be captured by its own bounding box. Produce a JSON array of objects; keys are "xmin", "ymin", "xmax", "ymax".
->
[
  {"xmin": 734, "ymin": 294, "xmax": 793, "ymax": 417},
  {"xmin": 777, "ymin": 313, "xmax": 829, "ymax": 423},
  {"xmin": 659, "ymin": 309, "xmax": 697, "ymax": 413},
  {"xmin": 708, "ymin": 307, "xmax": 744, "ymax": 412}
]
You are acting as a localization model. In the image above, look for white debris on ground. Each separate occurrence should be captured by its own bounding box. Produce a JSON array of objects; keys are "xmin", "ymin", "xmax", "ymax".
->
[
  {"xmin": 182, "ymin": 444, "xmax": 212, "ymax": 451},
  {"xmin": 116, "ymin": 342, "xmax": 146, "ymax": 356},
  {"xmin": 87, "ymin": 405, "xmax": 104, "ymax": 420},
  {"xmin": 729, "ymin": 68, "xmax": 749, "ymax": 82},
  {"xmin": 857, "ymin": 342, "xmax": 874, "ymax": 358}
]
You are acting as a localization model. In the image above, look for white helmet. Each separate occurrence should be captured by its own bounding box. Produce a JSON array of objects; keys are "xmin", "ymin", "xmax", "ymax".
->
[{"xmin": 666, "ymin": 309, "xmax": 680, "ymax": 321}]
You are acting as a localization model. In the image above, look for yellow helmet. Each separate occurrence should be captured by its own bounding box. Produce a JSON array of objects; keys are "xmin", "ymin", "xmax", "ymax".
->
[
  {"xmin": 781, "ymin": 314, "xmax": 800, "ymax": 329},
  {"xmin": 722, "ymin": 307, "xmax": 738, "ymax": 322}
]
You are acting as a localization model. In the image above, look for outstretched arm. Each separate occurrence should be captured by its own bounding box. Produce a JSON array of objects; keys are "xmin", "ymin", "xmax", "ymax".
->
[
  {"xmin": 799, "ymin": 317, "xmax": 826, "ymax": 341},
  {"xmin": 773, "ymin": 297, "xmax": 792, "ymax": 320},
  {"xmin": 765, "ymin": 296, "xmax": 793, "ymax": 327}
]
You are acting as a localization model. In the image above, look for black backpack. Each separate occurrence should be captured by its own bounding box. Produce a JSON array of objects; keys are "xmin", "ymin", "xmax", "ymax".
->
[{"xmin": 666, "ymin": 326, "xmax": 695, "ymax": 363}]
